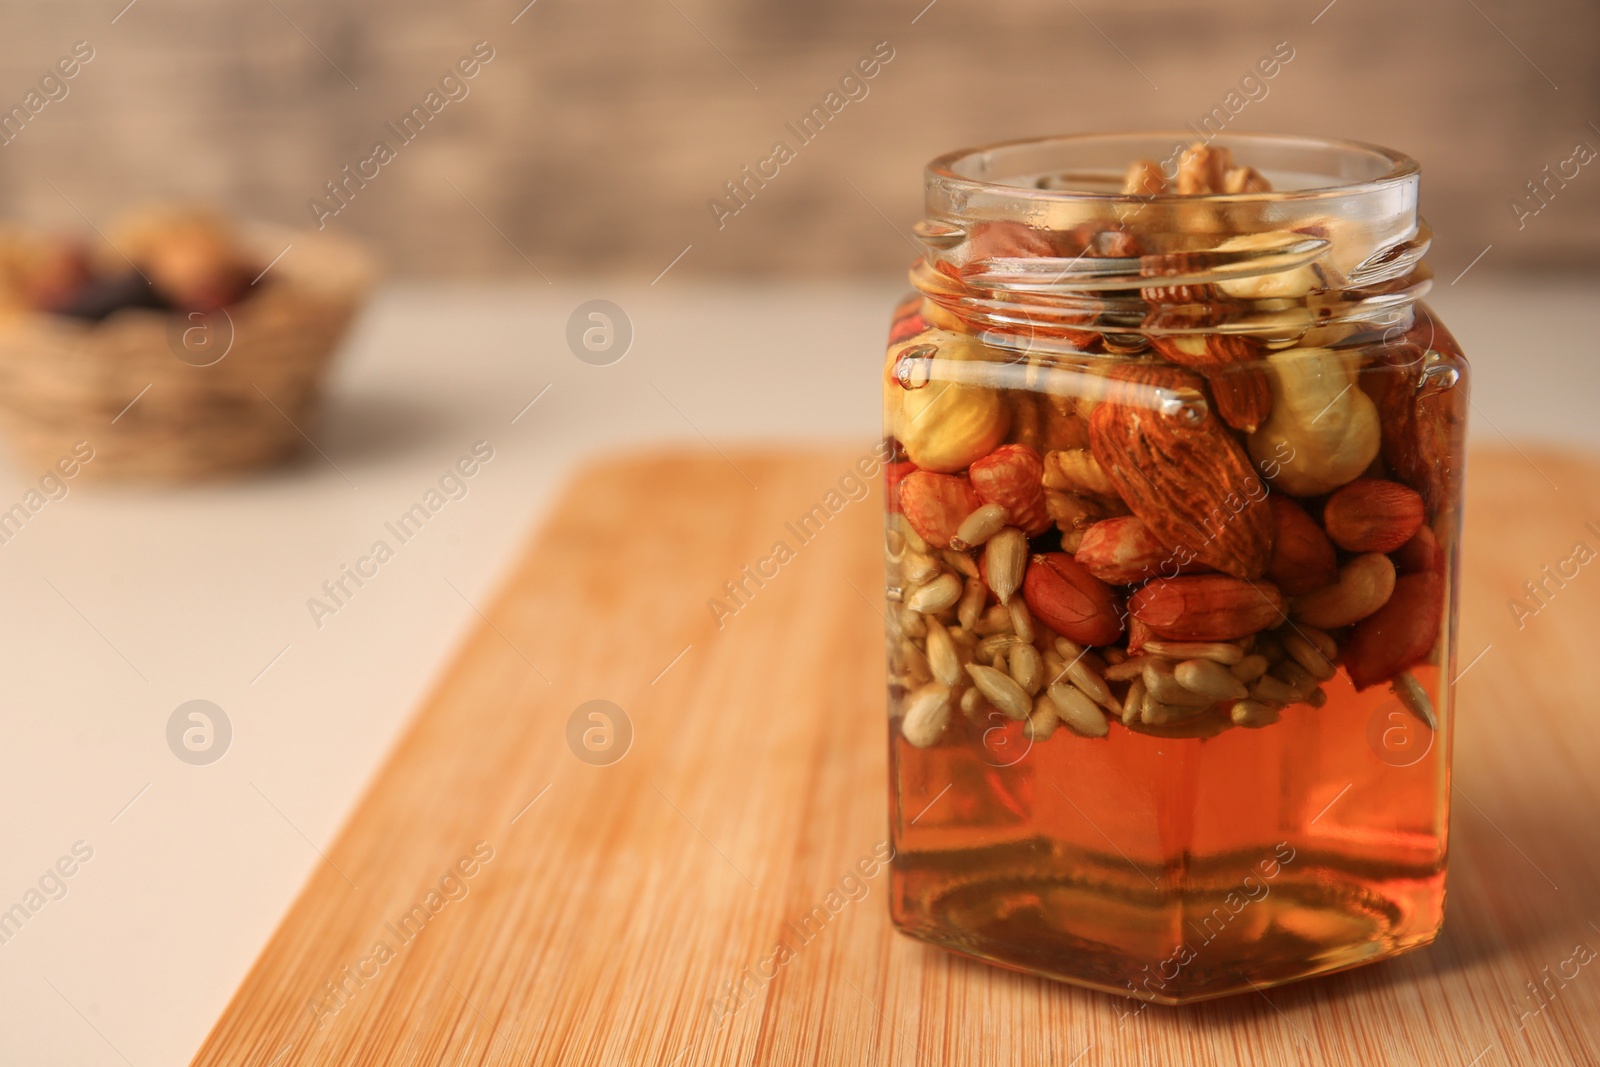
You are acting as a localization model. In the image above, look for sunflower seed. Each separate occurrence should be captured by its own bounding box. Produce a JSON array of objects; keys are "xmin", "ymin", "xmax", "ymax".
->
[
  {"xmin": 1306, "ymin": 685, "xmax": 1327, "ymax": 709},
  {"xmin": 1143, "ymin": 640, "xmax": 1245, "ymax": 665},
  {"xmin": 900, "ymin": 683, "xmax": 952, "ymax": 748},
  {"xmin": 1122, "ymin": 677, "xmax": 1147, "ymax": 726},
  {"xmin": 976, "ymin": 633, "xmax": 1023, "ymax": 661},
  {"xmin": 1008, "ymin": 600, "xmax": 1036, "ymax": 644},
  {"xmin": 885, "ymin": 526, "xmax": 906, "ymax": 562},
  {"xmin": 898, "ymin": 514, "xmax": 928, "ymax": 554},
  {"xmin": 966, "ymin": 663, "xmax": 1032, "ymax": 720},
  {"xmin": 1298, "ymin": 624, "xmax": 1338, "ymax": 661},
  {"xmin": 895, "ymin": 606, "xmax": 926, "ymax": 640},
  {"xmin": 942, "ymin": 549, "xmax": 980, "ymax": 579},
  {"xmin": 957, "ymin": 577, "xmax": 987, "ymax": 630},
  {"xmin": 1024, "ymin": 693, "xmax": 1059, "ymax": 741},
  {"xmin": 1230, "ymin": 654, "xmax": 1270, "ymax": 683},
  {"xmin": 925, "ymin": 618, "xmax": 963, "ymax": 687},
  {"xmin": 1104, "ymin": 656, "xmax": 1154, "ymax": 682},
  {"xmin": 1273, "ymin": 660, "xmax": 1318, "ymax": 699},
  {"xmin": 907, "ymin": 573, "xmax": 963, "ymax": 614},
  {"xmin": 1251, "ymin": 674, "xmax": 1298, "ymax": 705},
  {"xmin": 1229, "ymin": 699, "xmax": 1280, "ymax": 729},
  {"xmin": 1065, "ymin": 658, "xmax": 1119, "ymax": 713},
  {"xmin": 959, "ymin": 685, "xmax": 988, "ymax": 720},
  {"xmin": 1174, "ymin": 658, "xmax": 1249, "ymax": 702},
  {"xmin": 1281, "ymin": 631, "xmax": 1336, "ymax": 681},
  {"xmin": 1141, "ymin": 697, "xmax": 1210, "ymax": 725},
  {"xmin": 1047, "ymin": 682, "xmax": 1110, "ymax": 738},
  {"xmin": 984, "ymin": 527, "xmax": 1027, "ymax": 605},
  {"xmin": 951, "ymin": 503, "xmax": 1010, "ymax": 550},
  {"xmin": 902, "ymin": 641, "xmax": 932, "ymax": 686},
  {"xmin": 974, "ymin": 603, "xmax": 1013, "ymax": 636},
  {"xmin": 1010, "ymin": 642, "xmax": 1044, "ymax": 695},
  {"xmin": 1143, "ymin": 660, "xmax": 1216, "ymax": 706},
  {"xmin": 901, "ymin": 551, "xmax": 941, "ymax": 587},
  {"xmin": 1392, "ymin": 671, "xmax": 1437, "ymax": 730}
]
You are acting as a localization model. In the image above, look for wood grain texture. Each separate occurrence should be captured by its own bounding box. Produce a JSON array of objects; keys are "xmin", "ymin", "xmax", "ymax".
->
[{"xmin": 190, "ymin": 446, "xmax": 1600, "ymax": 1067}]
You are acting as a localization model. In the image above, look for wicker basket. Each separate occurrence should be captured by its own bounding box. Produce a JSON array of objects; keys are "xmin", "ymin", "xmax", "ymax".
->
[{"xmin": 0, "ymin": 225, "xmax": 374, "ymax": 483}]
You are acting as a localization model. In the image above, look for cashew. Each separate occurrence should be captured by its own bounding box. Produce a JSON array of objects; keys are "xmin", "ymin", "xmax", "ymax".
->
[
  {"xmin": 1248, "ymin": 346, "xmax": 1380, "ymax": 496},
  {"xmin": 1292, "ymin": 553, "xmax": 1396, "ymax": 629}
]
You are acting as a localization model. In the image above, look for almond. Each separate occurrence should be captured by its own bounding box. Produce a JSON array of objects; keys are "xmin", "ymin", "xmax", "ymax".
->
[
  {"xmin": 1322, "ymin": 478, "xmax": 1425, "ymax": 554},
  {"xmin": 1089, "ymin": 363, "xmax": 1273, "ymax": 579},
  {"xmin": 898, "ymin": 471, "xmax": 980, "ymax": 549},
  {"xmin": 1127, "ymin": 575, "xmax": 1285, "ymax": 641},
  {"xmin": 1265, "ymin": 494, "xmax": 1338, "ymax": 596},
  {"xmin": 1343, "ymin": 571, "xmax": 1444, "ymax": 690},
  {"xmin": 1021, "ymin": 552, "xmax": 1124, "ymax": 646},
  {"xmin": 1365, "ymin": 313, "xmax": 1468, "ymax": 517},
  {"xmin": 969, "ymin": 443, "xmax": 1051, "ymax": 536}
]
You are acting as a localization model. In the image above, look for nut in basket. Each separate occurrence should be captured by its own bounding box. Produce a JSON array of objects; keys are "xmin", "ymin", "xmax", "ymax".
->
[{"xmin": 0, "ymin": 206, "xmax": 375, "ymax": 483}]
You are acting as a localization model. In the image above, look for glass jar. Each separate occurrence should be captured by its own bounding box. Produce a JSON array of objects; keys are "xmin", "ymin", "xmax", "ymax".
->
[{"xmin": 882, "ymin": 133, "xmax": 1467, "ymax": 1003}]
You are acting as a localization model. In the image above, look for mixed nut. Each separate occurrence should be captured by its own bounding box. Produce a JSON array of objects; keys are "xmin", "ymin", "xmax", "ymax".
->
[
  {"xmin": 885, "ymin": 144, "xmax": 1463, "ymax": 748},
  {"xmin": 0, "ymin": 205, "xmax": 261, "ymax": 321}
]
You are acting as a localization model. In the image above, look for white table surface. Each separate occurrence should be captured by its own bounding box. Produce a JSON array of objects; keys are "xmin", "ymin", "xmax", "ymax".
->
[{"xmin": 0, "ymin": 276, "xmax": 1593, "ymax": 1065}]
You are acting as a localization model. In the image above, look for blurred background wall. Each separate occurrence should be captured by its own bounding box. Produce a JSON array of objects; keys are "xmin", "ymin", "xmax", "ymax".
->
[{"xmin": 0, "ymin": 0, "xmax": 1593, "ymax": 281}]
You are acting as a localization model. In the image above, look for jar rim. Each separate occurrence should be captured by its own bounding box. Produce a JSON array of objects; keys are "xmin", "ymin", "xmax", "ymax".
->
[{"xmin": 927, "ymin": 132, "xmax": 1420, "ymax": 204}]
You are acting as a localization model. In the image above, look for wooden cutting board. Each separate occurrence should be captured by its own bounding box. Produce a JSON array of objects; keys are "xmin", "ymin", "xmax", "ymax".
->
[{"xmin": 190, "ymin": 446, "xmax": 1600, "ymax": 1067}]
